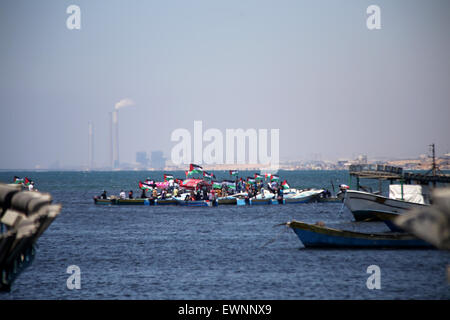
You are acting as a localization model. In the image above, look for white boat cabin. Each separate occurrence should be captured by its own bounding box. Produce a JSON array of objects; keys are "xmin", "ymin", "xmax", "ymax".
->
[{"xmin": 388, "ymin": 184, "xmax": 430, "ymax": 204}]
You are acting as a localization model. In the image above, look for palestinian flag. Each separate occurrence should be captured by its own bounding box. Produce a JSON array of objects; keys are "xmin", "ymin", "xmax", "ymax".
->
[
  {"xmin": 222, "ymin": 180, "xmax": 236, "ymax": 189},
  {"xmin": 212, "ymin": 181, "xmax": 222, "ymax": 190},
  {"xmin": 13, "ymin": 177, "xmax": 24, "ymax": 184},
  {"xmin": 254, "ymin": 173, "xmax": 264, "ymax": 181},
  {"xmin": 139, "ymin": 181, "xmax": 153, "ymax": 190},
  {"xmin": 189, "ymin": 164, "xmax": 203, "ymax": 173},
  {"xmin": 164, "ymin": 174, "xmax": 174, "ymax": 181},
  {"xmin": 203, "ymin": 171, "xmax": 215, "ymax": 180},
  {"xmin": 271, "ymin": 175, "xmax": 280, "ymax": 182},
  {"xmin": 229, "ymin": 170, "xmax": 238, "ymax": 177},
  {"xmin": 187, "ymin": 170, "xmax": 198, "ymax": 177},
  {"xmin": 175, "ymin": 178, "xmax": 183, "ymax": 185},
  {"xmin": 24, "ymin": 177, "xmax": 31, "ymax": 186},
  {"xmin": 281, "ymin": 180, "xmax": 290, "ymax": 189},
  {"xmin": 185, "ymin": 170, "xmax": 189, "ymax": 177},
  {"xmin": 247, "ymin": 177, "xmax": 256, "ymax": 183},
  {"xmin": 187, "ymin": 164, "xmax": 203, "ymax": 177}
]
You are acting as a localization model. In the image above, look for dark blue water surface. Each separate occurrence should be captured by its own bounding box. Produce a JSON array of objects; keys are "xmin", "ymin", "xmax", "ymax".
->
[{"xmin": 1, "ymin": 170, "xmax": 449, "ymax": 299}]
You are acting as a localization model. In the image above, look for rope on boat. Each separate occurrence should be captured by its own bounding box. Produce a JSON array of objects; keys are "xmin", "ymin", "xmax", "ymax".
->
[
  {"xmin": 338, "ymin": 192, "xmax": 347, "ymax": 215},
  {"xmin": 260, "ymin": 223, "xmax": 290, "ymax": 248}
]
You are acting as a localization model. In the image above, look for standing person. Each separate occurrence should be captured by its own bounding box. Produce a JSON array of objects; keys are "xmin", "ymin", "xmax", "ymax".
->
[
  {"xmin": 119, "ymin": 190, "xmax": 126, "ymax": 199},
  {"xmin": 28, "ymin": 181, "xmax": 35, "ymax": 191},
  {"xmin": 271, "ymin": 180, "xmax": 278, "ymax": 191},
  {"xmin": 100, "ymin": 190, "xmax": 108, "ymax": 199},
  {"xmin": 152, "ymin": 188, "xmax": 158, "ymax": 199},
  {"xmin": 128, "ymin": 190, "xmax": 134, "ymax": 199},
  {"xmin": 277, "ymin": 186, "xmax": 283, "ymax": 199},
  {"xmin": 140, "ymin": 188, "xmax": 147, "ymax": 198},
  {"xmin": 221, "ymin": 185, "xmax": 227, "ymax": 197}
]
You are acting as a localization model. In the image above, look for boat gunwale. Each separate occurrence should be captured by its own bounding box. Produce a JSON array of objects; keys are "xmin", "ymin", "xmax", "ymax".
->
[
  {"xmin": 345, "ymin": 190, "xmax": 428, "ymax": 209},
  {"xmin": 288, "ymin": 220, "xmax": 418, "ymax": 241}
]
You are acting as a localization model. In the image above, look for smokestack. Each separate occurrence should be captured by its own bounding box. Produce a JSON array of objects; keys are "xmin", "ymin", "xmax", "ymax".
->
[
  {"xmin": 109, "ymin": 112, "xmax": 113, "ymax": 168},
  {"xmin": 88, "ymin": 121, "xmax": 94, "ymax": 169},
  {"xmin": 110, "ymin": 98, "xmax": 134, "ymax": 169},
  {"xmin": 113, "ymin": 110, "xmax": 119, "ymax": 168}
]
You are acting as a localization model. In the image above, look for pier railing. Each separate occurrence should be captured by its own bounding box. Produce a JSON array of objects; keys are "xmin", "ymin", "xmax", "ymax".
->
[
  {"xmin": 349, "ymin": 164, "xmax": 403, "ymax": 175},
  {"xmin": 349, "ymin": 164, "xmax": 450, "ymax": 184}
]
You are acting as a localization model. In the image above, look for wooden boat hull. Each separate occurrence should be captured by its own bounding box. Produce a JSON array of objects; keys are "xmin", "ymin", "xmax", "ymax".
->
[
  {"xmin": 288, "ymin": 220, "xmax": 433, "ymax": 248},
  {"xmin": 317, "ymin": 197, "xmax": 342, "ymax": 203},
  {"xmin": 93, "ymin": 198, "xmax": 177, "ymax": 205},
  {"xmin": 154, "ymin": 199, "xmax": 178, "ymax": 205},
  {"xmin": 217, "ymin": 198, "xmax": 237, "ymax": 205},
  {"xmin": 249, "ymin": 198, "xmax": 272, "ymax": 205},
  {"xmin": 372, "ymin": 211, "xmax": 404, "ymax": 232},
  {"xmin": 176, "ymin": 200, "xmax": 216, "ymax": 207},
  {"xmin": 344, "ymin": 190, "xmax": 428, "ymax": 222},
  {"xmin": 115, "ymin": 199, "xmax": 147, "ymax": 205},
  {"xmin": 93, "ymin": 194, "xmax": 336, "ymax": 206},
  {"xmin": 284, "ymin": 195, "xmax": 315, "ymax": 204},
  {"xmin": 93, "ymin": 198, "xmax": 113, "ymax": 205}
]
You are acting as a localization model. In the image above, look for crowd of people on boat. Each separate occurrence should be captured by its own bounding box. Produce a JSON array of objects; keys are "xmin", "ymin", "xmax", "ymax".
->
[
  {"xmin": 96, "ymin": 173, "xmax": 348, "ymax": 202},
  {"xmin": 13, "ymin": 176, "xmax": 36, "ymax": 191},
  {"xmin": 97, "ymin": 176, "xmax": 291, "ymax": 202}
]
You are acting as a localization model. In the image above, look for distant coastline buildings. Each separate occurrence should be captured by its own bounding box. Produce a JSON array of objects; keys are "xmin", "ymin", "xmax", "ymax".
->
[
  {"xmin": 150, "ymin": 151, "xmax": 165, "ymax": 170},
  {"xmin": 136, "ymin": 151, "xmax": 149, "ymax": 167},
  {"xmin": 39, "ymin": 150, "xmax": 450, "ymax": 171},
  {"xmin": 132, "ymin": 150, "xmax": 166, "ymax": 170}
]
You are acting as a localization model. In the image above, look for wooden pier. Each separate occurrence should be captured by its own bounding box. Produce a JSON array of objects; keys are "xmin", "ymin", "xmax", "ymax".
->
[{"xmin": 349, "ymin": 164, "xmax": 450, "ymax": 191}]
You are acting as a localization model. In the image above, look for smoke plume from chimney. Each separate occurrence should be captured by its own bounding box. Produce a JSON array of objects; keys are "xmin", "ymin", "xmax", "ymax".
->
[{"xmin": 115, "ymin": 98, "xmax": 134, "ymax": 110}]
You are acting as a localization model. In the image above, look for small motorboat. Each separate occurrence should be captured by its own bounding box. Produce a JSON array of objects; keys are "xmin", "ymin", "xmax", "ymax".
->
[
  {"xmin": 343, "ymin": 188, "xmax": 429, "ymax": 222},
  {"xmin": 372, "ymin": 211, "xmax": 404, "ymax": 232},
  {"xmin": 287, "ymin": 220, "xmax": 433, "ymax": 248},
  {"xmin": 283, "ymin": 188, "xmax": 324, "ymax": 204}
]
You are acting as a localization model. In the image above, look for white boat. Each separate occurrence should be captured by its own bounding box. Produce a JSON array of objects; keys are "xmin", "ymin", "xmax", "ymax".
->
[
  {"xmin": 283, "ymin": 188, "xmax": 324, "ymax": 203},
  {"xmin": 344, "ymin": 185, "xmax": 429, "ymax": 221},
  {"xmin": 255, "ymin": 189, "xmax": 275, "ymax": 199}
]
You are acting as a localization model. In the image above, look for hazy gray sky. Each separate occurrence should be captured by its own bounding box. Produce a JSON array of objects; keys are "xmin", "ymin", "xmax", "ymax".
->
[{"xmin": 1, "ymin": 0, "xmax": 449, "ymax": 169}]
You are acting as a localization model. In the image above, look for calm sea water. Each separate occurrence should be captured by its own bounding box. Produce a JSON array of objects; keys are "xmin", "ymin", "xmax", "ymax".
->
[{"xmin": 0, "ymin": 170, "xmax": 449, "ymax": 299}]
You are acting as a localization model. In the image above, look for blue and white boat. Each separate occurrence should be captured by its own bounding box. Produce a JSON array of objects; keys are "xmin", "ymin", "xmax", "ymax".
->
[
  {"xmin": 176, "ymin": 199, "xmax": 216, "ymax": 207},
  {"xmin": 93, "ymin": 197, "xmax": 178, "ymax": 205},
  {"xmin": 344, "ymin": 189, "xmax": 428, "ymax": 222},
  {"xmin": 372, "ymin": 211, "xmax": 404, "ymax": 232},
  {"xmin": 283, "ymin": 188, "xmax": 323, "ymax": 204},
  {"xmin": 287, "ymin": 220, "xmax": 433, "ymax": 248}
]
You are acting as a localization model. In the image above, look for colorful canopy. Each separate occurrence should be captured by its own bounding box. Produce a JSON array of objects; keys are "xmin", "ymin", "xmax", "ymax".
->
[{"xmin": 181, "ymin": 179, "xmax": 211, "ymax": 189}]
